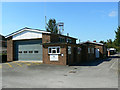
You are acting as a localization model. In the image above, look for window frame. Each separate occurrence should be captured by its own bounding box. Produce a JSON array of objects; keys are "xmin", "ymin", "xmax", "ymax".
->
[
  {"xmin": 91, "ymin": 48, "xmax": 94, "ymax": 54},
  {"xmin": 67, "ymin": 38, "xmax": 72, "ymax": 43},
  {"xmin": 19, "ymin": 51, "xmax": 22, "ymax": 53},
  {"xmin": 48, "ymin": 46, "xmax": 61, "ymax": 54},
  {"xmin": 88, "ymin": 48, "xmax": 90, "ymax": 54},
  {"xmin": 29, "ymin": 51, "xmax": 33, "ymax": 53},
  {"xmin": 24, "ymin": 51, "xmax": 27, "ymax": 53},
  {"xmin": 59, "ymin": 37, "xmax": 65, "ymax": 43},
  {"xmin": 34, "ymin": 51, "xmax": 39, "ymax": 53},
  {"xmin": 68, "ymin": 46, "xmax": 71, "ymax": 54},
  {"xmin": 78, "ymin": 47, "xmax": 81, "ymax": 54}
]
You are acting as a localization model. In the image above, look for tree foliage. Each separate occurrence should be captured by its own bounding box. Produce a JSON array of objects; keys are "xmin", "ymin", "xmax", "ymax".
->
[
  {"xmin": 46, "ymin": 19, "xmax": 58, "ymax": 34},
  {"xmin": 99, "ymin": 41, "xmax": 106, "ymax": 44},
  {"xmin": 102, "ymin": 26, "xmax": 120, "ymax": 51},
  {"xmin": 106, "ymin": 39, "xmax": 114, "ymax": 48},
  {"xmin": 114, "ymin": 26, "xmax": 120, "ymax": 51},
  {"xmin": 114, "ymin": 27, "xmax": 120, "ymax": 46}
]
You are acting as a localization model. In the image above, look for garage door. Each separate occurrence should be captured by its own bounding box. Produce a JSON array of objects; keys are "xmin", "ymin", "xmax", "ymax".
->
[{"xmin": 14, "ymin": 39, "xmax": 42, "ymax": 61}]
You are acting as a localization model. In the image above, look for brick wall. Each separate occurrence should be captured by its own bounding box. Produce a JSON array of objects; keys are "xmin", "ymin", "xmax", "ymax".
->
[
  {"xmin": 81, "ymin": 45, "xmax": 87, "ymax": 62},
  {"xmin": 42, "ymin": 33, "xmax": 51, "ymax": 43},
  {"xmin": 95, "ymin": 45, "xmax": 103, "ymax": 59},
  {"xmin": 67, "ymin": 45, "xmax": 74, "ymax": 65},
  {"xmin": 103, "ymin": 46, "xmax": 107, "ymax": 58},
  {"xmin": 85, "ymin": 45, "xmax": 96, "ymax": 62},
  {"xmin": 43, "ymin": 33, "xmax": 76, "ymax": 44},
  {"xmin": 67, "ymin": 45, "xmax": 82, "ymax": 65},
  {"xmin": 50, "ymin": 34, "xmax": 59, "ymax": 43},
  {"xmin": 7, "ymin": 37, "xmax": 13, "ymax": 61},
  {"xmin": 43, "ymin": 45, "xmax": 67, "ymax": 65}
]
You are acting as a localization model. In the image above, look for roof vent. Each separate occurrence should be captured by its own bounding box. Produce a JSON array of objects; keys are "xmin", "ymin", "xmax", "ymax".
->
[
  {"xmin": 67, "ymin": 33, "xmax": 69, "ymax": 36},
  {"xmin": 24, "ymin": 27, "xmax": 29, "ymax": 29}
]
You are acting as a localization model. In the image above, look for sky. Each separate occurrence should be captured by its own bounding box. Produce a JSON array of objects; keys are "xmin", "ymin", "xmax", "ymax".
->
[{"xmin": 2, "ymin": 2, "xmax": 118, "ymax": 43}]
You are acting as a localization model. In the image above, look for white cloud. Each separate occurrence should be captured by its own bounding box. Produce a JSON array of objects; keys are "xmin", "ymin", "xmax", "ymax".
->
[{"xmin": 108, "ymin": 11, "xmax": 117, "ymax": 17}]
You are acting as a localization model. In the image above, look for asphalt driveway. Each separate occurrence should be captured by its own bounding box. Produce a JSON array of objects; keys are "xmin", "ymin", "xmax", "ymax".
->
[{"xmin": 1, "ymin": 54, "xmax": 119, "ymax": 88}]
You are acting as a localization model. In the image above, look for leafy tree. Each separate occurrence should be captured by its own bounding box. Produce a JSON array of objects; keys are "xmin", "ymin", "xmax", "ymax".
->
[
  {"xmin": 99, "ymin": 27, "xmax": 120, "ymax": 51},
  {"xmin": 46, "ymin": 19, "xmax": 58, "ymax": 34},
  {"xmin": 106, "ymin": 39, "xmax": 113, "ymax": 48},
  {"xmin": 114, "ymin": 26, "xmax": 120, "ymax": 51},
  {"xmin": 99, "ymin": 41, "xmax": 106, "ymax": 44}
]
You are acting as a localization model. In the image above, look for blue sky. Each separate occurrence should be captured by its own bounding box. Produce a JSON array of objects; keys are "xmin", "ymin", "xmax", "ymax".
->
[{"xmin": 2, "ymin": 2, "xmax": 118, "ymax": 42}]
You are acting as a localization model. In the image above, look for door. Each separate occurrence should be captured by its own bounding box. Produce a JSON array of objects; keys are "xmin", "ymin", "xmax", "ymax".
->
[
  {"xmin": 95, "ymin": 48, "xmax": 99, "ymax": 58},
  {"xmin": 14, "ymin": 39, "xmax": 42, "ymax": 61}
]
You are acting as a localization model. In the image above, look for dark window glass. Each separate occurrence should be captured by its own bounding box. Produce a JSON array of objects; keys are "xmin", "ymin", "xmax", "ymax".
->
[
  {"xmin": 19, "ymin": 51, "xmax": 22, "ymax": 53},
  {"xmin": 34, "ymin": 51, "xmax": 39, "ymax": 53},
  {"xmin": 59, "ymin": 38, "xmax": 65, "ymax": 42},
  {"xmin": 57, "ymin": 48, "xmax": 60, "ymax": 53},
  {"xmin": 59, "ymin": 38, "xmax": 61, "ymax": 42},
  {"xmin": 24, "ymin": 51, "xmax": 27, "ymax": 53},
  {"xmin": 29, "ymin": 51, "xmax": 33, "ymax": 53},
  {"xmin": 49, "ymin": 48, "xmax": 51, "ymax": 53},
  {"xmin": 52, "ymin": 50, "xmax": 56, "ymax": 53}
]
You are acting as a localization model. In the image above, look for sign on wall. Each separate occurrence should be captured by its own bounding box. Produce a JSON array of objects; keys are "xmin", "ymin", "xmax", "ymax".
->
[{"xmin": 50, "ymin": 54, "xmax": 58, "ymax": 61}]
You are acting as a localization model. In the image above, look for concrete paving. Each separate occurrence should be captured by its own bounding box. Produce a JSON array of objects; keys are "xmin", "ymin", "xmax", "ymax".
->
[{"xmin": 1, "ymin": 53, "xmax": 119, "ymax": 88}]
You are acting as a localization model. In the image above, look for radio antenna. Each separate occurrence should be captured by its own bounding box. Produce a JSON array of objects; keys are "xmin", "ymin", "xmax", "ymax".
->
[{"xmin": 45, "ymin": 16, "xmax": 47, "ymax": 30}]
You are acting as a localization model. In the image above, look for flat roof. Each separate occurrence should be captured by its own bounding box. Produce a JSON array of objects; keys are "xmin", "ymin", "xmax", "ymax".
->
[{"xmin": 43, "ymin": 42, "xmax": 81, "ymax": 46}]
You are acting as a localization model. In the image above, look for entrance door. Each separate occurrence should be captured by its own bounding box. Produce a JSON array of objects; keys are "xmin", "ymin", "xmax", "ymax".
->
[{"xmin": 95, "ymin": 48, "xmax": 100, "ymax": 58}]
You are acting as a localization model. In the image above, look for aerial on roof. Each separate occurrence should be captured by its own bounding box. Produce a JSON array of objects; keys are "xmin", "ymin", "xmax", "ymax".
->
[{"xmin": 5, "ymin": 27, "xmax": 51, "ymax": 38}]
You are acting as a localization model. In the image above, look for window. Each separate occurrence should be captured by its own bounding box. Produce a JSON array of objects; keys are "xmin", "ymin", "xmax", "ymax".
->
[
  {"xmin": 67, "ymin": 38, "xmax": 72, "ymax": 43},
  {"xmin": 48, "ymin": 47, "xmax": 60, "ymax": 54},
  {"xmin": 59, "ymin": 37, "xmax": 65, "ymax": 42},
  {"xmin": 57, "ymin": 47, "xmax": 60, "ymax": 53},
  {"xmin": 24, "ymin": 51, "xmax": 27, "ymax": 53},
  {"xmin": 91, "ymin": 48, "xmax": 94, "ymax": 54},
  {"xmin": 19, "ymin": 51, "xmax": 22, "ymax": 53},
  {"xmin": 34, "ymin": 51, "xmax": 39, "ymax": 53},
  {"xmin": 49, "ymin": 48, "xmax": 51, "ymax": 53},
  {"xmin": 52, "ymin": 48, "xmax": 56, "ymax": 54},
  {"xmin": 29, "ymin": 51, "xmax": 33, "ymax": 53},
  {"xmin": 68, "ymin": 46, "xmax": 71, "ymax": 54},
  {"xmin": 88, "ymin": 48, "xmax": 90, "ymax": 53},
  {"xmin": 78, "ymin": 47, "xmax": 81, "ymax": 54}
]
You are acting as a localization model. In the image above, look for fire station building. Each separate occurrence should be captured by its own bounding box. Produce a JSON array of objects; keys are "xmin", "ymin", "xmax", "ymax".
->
[{"xmin": 5, "ymin": 27, "xmax": 107, "ymax": 65}]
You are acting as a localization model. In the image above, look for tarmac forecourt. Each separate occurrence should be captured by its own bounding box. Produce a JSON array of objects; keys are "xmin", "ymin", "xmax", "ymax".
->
[{"xmin": 1, "ymin": 61, "xmax": 42, "ymax": 68}]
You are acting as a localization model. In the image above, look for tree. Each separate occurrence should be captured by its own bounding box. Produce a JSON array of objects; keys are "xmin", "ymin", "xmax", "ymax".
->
[
  {"xmin": 46, "ymin": 19, "xmax": 58, "ymax": 34},
  {"xmin": 106, "ymin": 39, "xmax": 113, "ymax": 48},
  {"xmin": 114, "ymin": 26, "xmax": 120, "ymax": 51},
  {"xmin": 99, "ymin": 41, "xmax": 106, "ymax": 44}
]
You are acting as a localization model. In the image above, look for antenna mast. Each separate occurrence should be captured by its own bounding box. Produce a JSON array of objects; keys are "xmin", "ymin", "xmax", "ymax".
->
[
  {"xmin": 45, "ymin": 16, "xmax": 47, "ymax": 30},
  {"xmin": 57, "ymin": 22, "xmax": 64, "ymax": 34}
]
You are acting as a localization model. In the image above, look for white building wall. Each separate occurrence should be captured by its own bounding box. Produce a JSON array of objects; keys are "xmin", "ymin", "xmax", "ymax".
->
[{"xmin": 12, "ymin": 30, "xmax": 42, "ymax": 40}]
